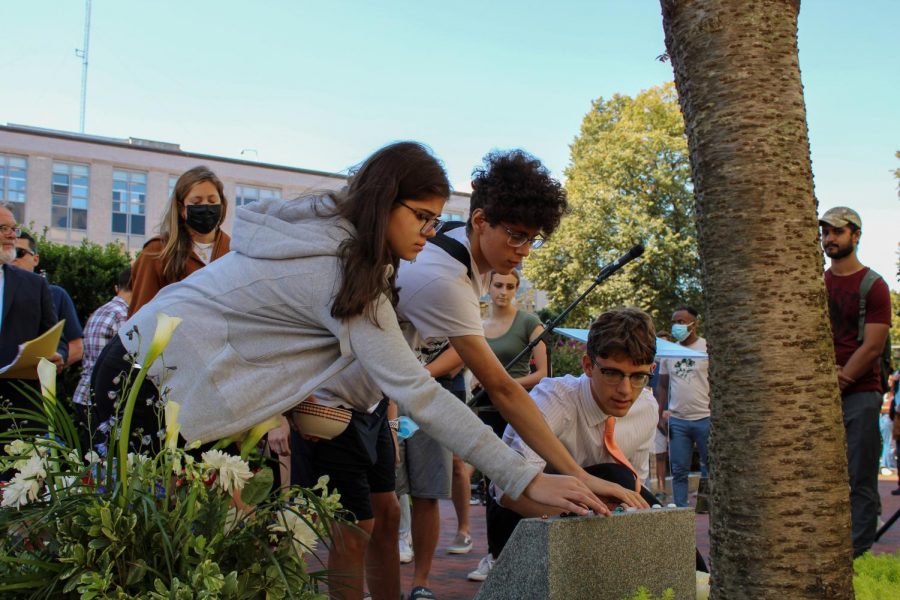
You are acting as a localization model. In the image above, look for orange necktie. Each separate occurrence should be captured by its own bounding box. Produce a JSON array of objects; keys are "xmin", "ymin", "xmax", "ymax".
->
[{"xmin": 604, "ymin": 416, "xmax": 641, "ymax": 492}]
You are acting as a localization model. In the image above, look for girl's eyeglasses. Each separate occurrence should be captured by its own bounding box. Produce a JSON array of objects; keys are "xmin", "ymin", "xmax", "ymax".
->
[{"xmin": 396, "ymin": 200, "xmax": 443, "ymax": 235}]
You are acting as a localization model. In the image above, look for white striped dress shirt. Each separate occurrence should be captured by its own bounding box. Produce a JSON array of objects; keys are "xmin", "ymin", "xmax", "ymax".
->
[{"xmin": 503, "ymin": 373, "xmax": 659, "ymax": 482}]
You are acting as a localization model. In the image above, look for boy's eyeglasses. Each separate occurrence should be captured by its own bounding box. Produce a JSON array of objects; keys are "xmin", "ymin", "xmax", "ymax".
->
[
  {"xmin": 593, "ymin": 365, "xmax": 652, "ymax": 388},
  {"xmin": 396, "ymin": 200, "xmax": 443, "ymax": 235},
  {"xmin": 504, "ymin": 226, "xmax": 545, "ymax": 249}
]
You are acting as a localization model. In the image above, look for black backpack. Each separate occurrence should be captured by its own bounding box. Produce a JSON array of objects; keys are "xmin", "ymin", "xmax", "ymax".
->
[
  {"xmin": 857, "ymin": 269, "xmax": 893, "ymax": 392},
  {"xmin": 426, "ymin": 222, "xmax": 472, "ymax": 280}
]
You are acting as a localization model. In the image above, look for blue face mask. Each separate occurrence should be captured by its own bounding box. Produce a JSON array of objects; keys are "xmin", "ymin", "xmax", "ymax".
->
[
  {"xmin": 397, "ymin": 416, "xmax": 419, "ymax": 440},
  {"xmin": 671, "ymin": 323, "xmax": 691, "ymax": 342}
]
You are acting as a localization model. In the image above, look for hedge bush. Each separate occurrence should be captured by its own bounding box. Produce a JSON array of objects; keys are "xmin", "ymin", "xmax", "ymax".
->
[{"xmin": 31, "ymin": 232, "xmax": 132, "ymax": 324}]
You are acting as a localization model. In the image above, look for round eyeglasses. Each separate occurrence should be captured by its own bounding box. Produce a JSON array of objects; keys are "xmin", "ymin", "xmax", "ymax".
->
[
  {"xmin": 504, "ymin": 226, "xmax": 545, "ymax": 249},
  {"xmin": 0, "ymin": 224, "xmax": 22, "ymax": 237},
  {"xmin": 396, "ymin": 200, "xmax": 444, "ymax": 235},
  {"xmin": 594, "ymin": 365, "xmax": 652, "ymax": 388}
]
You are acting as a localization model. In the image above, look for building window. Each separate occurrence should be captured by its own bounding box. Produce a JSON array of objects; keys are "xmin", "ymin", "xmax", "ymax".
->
[
  {"xmin": 0, "ymin": 154, "xmax": 27, "ymax": 223},
  {"xmin": 112, "ymin": 169, "xmax": 147, "ymax": 236},
  {"xmin": 235, "ymin": 184, "xmax": 281, "ymax": 207},
  {"xmin": 442, "ymin": 212, "xmax": 465, "ymax": 222},
  {"xmin": 51, "ymin": 162, "xmax": 89, "ymax": 230}
]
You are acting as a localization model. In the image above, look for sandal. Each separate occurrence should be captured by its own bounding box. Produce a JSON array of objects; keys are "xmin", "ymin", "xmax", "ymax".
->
[{"xmin": 409, "ymin": 586, "xmax": 437, "ymax": 600}]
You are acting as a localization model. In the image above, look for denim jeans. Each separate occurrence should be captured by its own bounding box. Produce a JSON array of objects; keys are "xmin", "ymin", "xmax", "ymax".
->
[
  {"xmin": 668, "ymin": 416, "xmax": 710, "ymax": 507},
  {"xmin": 880, "ymin": 413, "xmax": 896, "ymax": 469}
]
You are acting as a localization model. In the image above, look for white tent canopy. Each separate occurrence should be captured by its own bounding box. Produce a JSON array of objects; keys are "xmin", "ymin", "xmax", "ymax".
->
[{"xmin": 554, "ymin": 328, "xmax": 708, "ymax": 359}]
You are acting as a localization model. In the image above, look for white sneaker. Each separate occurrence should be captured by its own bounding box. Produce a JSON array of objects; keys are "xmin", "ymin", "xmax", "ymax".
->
[
  {"xmin": 399, "ymin": 533, "xmax": 414, "ymax": 564},
  {"xmin": 467, "ymin": 554, "xmax": 494, "ymax": 581},
  {"xmin": 447, "ymin": 532, "xmax": 473, "ymax": 554}
]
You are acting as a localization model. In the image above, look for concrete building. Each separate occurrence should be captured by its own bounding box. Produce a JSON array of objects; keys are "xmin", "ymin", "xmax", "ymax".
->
[{"xmin": 0, "ymin": 123, "xmax": 471, "ymax": 253}]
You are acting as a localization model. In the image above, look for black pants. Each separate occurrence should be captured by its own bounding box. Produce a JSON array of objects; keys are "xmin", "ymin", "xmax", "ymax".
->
[
  {"xmin": 486, "ymin": 462, "xmax": 708, "ymax": 572},
  {"xmin": 842, "ymin": 391, "xmax": 882, "ymax": 557},
  {"xmin": 92, "ymin": 336, "xmax": 162, "ymax": 453},
  {"xmin": 295, "ymin": 399, "xmax": 394, "ymax": 521}
]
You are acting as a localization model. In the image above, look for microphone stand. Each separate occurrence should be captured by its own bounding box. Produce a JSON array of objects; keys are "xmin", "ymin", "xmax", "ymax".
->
[{"xmin": 469, "ymin": 244, "xmax": 644, "ymax": 407}]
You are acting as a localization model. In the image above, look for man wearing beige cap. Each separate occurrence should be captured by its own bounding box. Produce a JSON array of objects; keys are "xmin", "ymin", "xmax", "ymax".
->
[{"xmin": 819, "ymin": 206, "xmax": 892, "ymax": 557}]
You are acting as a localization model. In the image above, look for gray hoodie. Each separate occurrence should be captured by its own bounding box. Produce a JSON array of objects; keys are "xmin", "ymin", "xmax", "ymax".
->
[{"xmin": 119, "ymin": 195, "xmax": 539, "ymax": 498}]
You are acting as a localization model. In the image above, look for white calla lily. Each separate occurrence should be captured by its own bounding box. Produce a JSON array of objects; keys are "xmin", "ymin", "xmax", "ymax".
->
[
  {"xmin": 37, "ymin": 358, "xmax": 57, "ymax": 404},
  {"xmin": 118, "ymin": 312, "xmax": 182, "ymax": 500},
  {"xmin": 164, "ymin": 401, "xmax": 181, "ymax": 452},
  {"xmin": 144, "ymin": 312, "xmax": 183, "ymax": 366}
]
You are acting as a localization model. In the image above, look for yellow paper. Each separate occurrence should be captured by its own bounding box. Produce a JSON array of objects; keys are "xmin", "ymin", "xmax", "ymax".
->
[{"xmin": 0, "ymin": 320, "xmax": 65, "ymax": 380}]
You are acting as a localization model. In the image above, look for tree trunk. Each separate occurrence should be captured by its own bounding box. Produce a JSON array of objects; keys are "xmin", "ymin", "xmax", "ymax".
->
[{"xmin": 659, "ymin": 1, "xmax": 854, "ymax": 598}]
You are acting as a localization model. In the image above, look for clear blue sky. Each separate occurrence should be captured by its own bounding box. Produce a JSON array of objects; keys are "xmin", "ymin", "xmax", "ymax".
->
[{"xmin": 2, "ymin": 1, "xmax": 897, "ymax": 287}]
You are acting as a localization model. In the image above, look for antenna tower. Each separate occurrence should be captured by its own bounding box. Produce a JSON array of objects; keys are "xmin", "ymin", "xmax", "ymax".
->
[{"xmin": 75, "ymin": 0, "xmax": 92, "ymax": 133}]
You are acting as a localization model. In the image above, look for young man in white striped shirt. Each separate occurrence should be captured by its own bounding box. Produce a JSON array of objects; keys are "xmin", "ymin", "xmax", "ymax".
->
[{"xmin": 471, "ymin": 307, "xmax": 709, "ymax": 580}]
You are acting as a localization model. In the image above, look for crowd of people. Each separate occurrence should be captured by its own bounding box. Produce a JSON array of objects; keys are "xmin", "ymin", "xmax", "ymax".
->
[{"xmin": 0, "ymin": 141, "xmax": 895, "ymax": 598}]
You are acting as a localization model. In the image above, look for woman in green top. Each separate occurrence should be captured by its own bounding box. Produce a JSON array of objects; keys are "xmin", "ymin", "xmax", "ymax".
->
[
  {"xmin": 477, "ymin": 269, "xmax": 548, "ymax": 436},
  {"xmin": 466, "ymin": 269, "xmax": 550, "ymax": 582}
]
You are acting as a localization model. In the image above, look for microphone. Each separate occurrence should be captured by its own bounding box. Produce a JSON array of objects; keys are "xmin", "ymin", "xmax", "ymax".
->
[{"xmin": 595, "ymin": 244, "xmax": 645, "ymax": 282}]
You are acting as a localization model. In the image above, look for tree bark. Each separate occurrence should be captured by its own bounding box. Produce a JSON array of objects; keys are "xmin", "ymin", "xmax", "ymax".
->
[{"xmin": 659, "ymin": 1, "xmax": 854, "ymax": 598}]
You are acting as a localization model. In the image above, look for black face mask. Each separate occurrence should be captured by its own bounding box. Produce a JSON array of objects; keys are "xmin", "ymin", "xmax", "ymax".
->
[{"xmin": 185, "ymin": 204, "xmax": 222, "ymax": 235}]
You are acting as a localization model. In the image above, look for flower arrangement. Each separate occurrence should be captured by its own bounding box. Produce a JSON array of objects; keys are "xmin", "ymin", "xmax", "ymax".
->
[{"xmin": 0, "ymin": 314, "xmax": 345, "ymax": 598}]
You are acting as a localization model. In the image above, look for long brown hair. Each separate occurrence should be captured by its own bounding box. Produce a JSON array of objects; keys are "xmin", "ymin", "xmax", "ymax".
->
[
  {"xmin": 156, "ymin": 166, "xmax": 227, "ymax": 284},
  {"xmin": 330, "ymin": 142, "xmax": 450, "ymax": 324}
]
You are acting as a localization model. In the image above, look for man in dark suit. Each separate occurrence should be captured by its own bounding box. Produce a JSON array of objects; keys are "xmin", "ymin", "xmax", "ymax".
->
[{"xmin": 0, "ymin": 205, "xmax": 65, "ymax": 432}]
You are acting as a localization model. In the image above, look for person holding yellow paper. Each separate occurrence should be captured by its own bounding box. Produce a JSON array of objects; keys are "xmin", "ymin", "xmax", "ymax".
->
[{"xmin": 0, "ymin": 205, "xmax": 66, "ymax": 442}]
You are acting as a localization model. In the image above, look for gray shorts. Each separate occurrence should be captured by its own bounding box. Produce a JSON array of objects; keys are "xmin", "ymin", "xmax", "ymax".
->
[
  {"xmin": 395, "ymin": 376, "xmax": 463, "ymax": 499},
  {"xmin": 395, "ymin": 428, "xmax": 452, "ymax": 499}
]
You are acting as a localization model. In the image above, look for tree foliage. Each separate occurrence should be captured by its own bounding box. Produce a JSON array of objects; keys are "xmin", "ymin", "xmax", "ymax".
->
[
  {"xmin": 31, "ymin": 233, "xmax": 132, "ymax": 324},
  {"xmin": 525, "ymin": 83, "xmax": 702, "ymax": 329}
]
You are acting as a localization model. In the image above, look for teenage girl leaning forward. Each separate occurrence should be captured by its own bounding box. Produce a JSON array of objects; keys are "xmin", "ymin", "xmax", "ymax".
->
[{"xmin": 92, "ymin": 142, "xmax": 606, "ymax": 600}]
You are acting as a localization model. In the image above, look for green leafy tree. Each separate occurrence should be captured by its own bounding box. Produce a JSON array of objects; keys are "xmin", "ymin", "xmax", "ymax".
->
[
  {"xmin": 526, "ymin": 83, "xmax": 702, "ymax": 329},
  {"xmin": 31, "ymin": 233, "xmax": 132, "ymax": 324},
  {"xmin": 894, "ymin": 150, "xmax": 899, "ymax": 193}
]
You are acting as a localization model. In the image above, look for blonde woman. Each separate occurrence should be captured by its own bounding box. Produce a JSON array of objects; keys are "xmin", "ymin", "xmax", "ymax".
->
[
  {"xmin": 128, "ymin": 165, "xmax": 230, "ymax": 317},
  {"xmin": 476, "ymin": 269, "xmax": 548, "ymax": 436}
]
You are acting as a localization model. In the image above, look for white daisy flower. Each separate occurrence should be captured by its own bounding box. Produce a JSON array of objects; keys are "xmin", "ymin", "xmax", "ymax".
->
[
  {"xmin": 1, "ymin": 473, "xmax": 40, "ymax": 508},
  {"xmin": 201, "ymin": 450, "xmax": 253, "ymax": 494},
  {"xmin": 270, "ymin": 508, "xmax": 318, "ymax": 556}
]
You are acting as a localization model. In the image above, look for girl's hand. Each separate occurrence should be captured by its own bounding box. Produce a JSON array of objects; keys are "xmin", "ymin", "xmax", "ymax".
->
[{"xmin": 267, "ymin": 416, "xmax": 291, "ymax": 456}]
